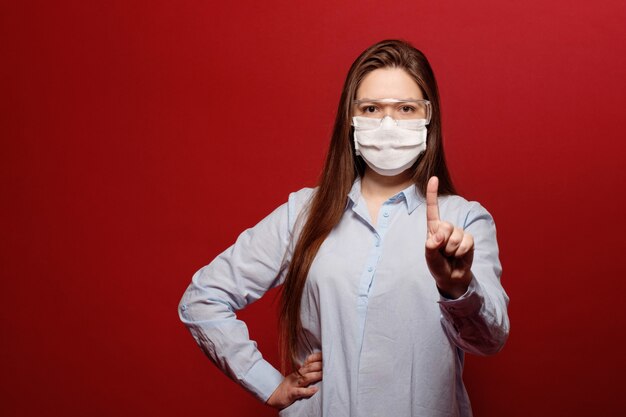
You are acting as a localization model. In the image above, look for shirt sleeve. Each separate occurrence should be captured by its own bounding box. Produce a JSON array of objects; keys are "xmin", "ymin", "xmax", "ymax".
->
[
  {"xmin": 177, "ymin": 189, "xmax": 313, "ymax": 402},
  {"xmin": 437, "ymin": 202, "xmax": 510, "ymax": 356}
]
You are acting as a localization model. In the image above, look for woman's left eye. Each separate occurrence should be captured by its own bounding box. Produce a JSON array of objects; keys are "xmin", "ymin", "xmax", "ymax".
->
[{"xmin": 400, "ymin": 105, "xmax": 415, "ymax": 113}]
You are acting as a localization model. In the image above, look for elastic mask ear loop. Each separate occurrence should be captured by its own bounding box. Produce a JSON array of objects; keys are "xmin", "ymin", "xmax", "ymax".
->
[{"xmin": 353, "ymin": 128, "xmax": 361, "ymax": 156}]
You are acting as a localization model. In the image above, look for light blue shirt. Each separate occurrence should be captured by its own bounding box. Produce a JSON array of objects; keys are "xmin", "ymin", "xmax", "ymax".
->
[{"xmin": 178, "ymin": 177, "xmax": 510, "ymax": 417}]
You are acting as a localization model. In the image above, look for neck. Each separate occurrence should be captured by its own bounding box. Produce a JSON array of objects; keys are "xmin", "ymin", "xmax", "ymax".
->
[{"xmin": 361, "ymin": 168, "xmax": 413, "ymax": 201}]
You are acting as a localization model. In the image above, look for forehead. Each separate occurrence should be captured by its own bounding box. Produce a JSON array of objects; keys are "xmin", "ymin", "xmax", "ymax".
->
[{"xmin": 356, "ymin": 67, "xmax": 424, "ymax": 101}]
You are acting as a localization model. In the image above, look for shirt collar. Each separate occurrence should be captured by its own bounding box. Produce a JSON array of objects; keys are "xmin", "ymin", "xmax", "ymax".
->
[{"xmin": 346, "ymin": 176, "xmax": 424, "ymax": 214}]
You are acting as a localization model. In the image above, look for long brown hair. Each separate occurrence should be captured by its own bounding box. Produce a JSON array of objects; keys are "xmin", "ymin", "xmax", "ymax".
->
[{"xmin": 279, "ymin": 39, "xmax": 456, "ymax": 371}]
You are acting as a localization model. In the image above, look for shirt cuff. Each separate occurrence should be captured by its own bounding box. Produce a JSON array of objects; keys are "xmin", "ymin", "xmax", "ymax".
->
[
  {"xmin": 437, "ymin": 276, "xmax": 483, "ymax": 318},
  {"xmin": 240, "ymin": 359, "xmax": 284, "ymax": 403}
]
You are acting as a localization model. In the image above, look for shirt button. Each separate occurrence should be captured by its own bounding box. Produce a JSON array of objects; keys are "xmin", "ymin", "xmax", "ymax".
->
[
  {"xmin": 181, "ymin": 304, "xmax": 187, "ymax": 311},
  {"xmin": 367, "ymin": 266, "xmax": 373, "ymax": 272},
  {"xmin": 383, "ymin": 212, "xmax": 389, "ymax": 217},
  {"xmin": 375, "ymin": 240, "xmax": 380, "ymax": 247}
]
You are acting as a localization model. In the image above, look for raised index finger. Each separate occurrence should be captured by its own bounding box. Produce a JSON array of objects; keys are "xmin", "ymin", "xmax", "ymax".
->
[{"xmin": 426, "ymin": 176, "xmax": 440, "ymax": 234}]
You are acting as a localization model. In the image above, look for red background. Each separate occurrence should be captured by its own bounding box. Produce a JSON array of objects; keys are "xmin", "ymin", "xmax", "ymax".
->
[{"xmin": 2, "ymin": 1, "xmax": 625, "ymax": 416}]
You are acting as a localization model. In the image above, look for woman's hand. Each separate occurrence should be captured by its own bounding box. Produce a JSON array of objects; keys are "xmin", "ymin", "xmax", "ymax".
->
[
  {"xmin": 266, "ymin": 352, "xmax": 323, "ymax": 410},
  {"xmin": 425, "ymin": 176, "xmax": 474, "ymax": 299}
]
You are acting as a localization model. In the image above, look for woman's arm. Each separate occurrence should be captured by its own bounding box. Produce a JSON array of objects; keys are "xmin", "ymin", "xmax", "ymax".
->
[
  {"xmin": 177, "ymin": 189, "xmax": 313, "ymax": 402},
  {"xmin": 437, "ymin": 202, "xmax": 510, "ymax": 356}
]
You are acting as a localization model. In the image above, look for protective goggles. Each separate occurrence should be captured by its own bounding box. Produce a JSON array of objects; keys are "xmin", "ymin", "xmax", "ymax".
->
[{"xmin": 351, "ymin": 98, "xmax": 431, "ymax": 124}]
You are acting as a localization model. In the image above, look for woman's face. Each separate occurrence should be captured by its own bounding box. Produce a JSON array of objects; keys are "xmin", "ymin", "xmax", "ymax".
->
[{"xmin": 353, "ymin": 67, "xmax": 424, "ymax": 119}]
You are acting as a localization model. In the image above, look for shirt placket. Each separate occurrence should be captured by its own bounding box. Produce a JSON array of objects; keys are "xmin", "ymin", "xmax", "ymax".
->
[{"xmin": 353, "ymin": 195, "xmax": 403, "ymax": 415}]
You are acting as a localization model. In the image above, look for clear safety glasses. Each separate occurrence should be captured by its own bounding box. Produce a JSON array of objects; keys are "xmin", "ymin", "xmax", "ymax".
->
[{"xmin": 351, "ymin": 98, "xmax": 431, "ymax": 127}]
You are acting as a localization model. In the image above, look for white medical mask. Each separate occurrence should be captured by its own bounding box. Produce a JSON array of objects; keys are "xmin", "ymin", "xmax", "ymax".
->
[{"xmin": 352, "ymin": 115, "xmax": 428, "ymax": 176}]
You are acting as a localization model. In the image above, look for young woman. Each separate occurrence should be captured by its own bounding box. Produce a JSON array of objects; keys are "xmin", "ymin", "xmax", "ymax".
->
[{"xmin": 178, "ymin": 39, "xmax": 510, "ymax": 417}]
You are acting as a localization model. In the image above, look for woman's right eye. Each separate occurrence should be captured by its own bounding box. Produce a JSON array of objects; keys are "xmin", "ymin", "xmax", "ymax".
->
[{"xmin": 363, "ymin": 105, "xmax": 378, "ymax": 113}]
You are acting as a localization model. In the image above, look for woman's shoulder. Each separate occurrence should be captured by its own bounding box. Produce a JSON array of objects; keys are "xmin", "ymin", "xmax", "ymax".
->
[
  {"xmin": 285, "ymin": 186, "xmax": 318, "ymax": 232},
  {"xmin": 287, "ymin": 186, "xmax": 317, "ymax": 207},
  {"xmin": 438, "ymin": 194, "xmax": 494, "ymax": 228},
  {"xmin": 439, "ymin": 193, "xmax": 482, "ymax": 211}
]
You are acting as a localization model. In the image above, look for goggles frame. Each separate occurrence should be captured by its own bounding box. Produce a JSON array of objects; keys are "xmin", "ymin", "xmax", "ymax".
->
[{"xmin": 351, "ymin": 98, "xmax": 432, "ymax": 126}]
